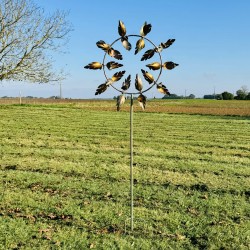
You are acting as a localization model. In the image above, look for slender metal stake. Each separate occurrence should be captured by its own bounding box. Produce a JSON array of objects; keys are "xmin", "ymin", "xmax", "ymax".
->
[
  {"xmin": 85, "ymin": 21, "xmax": 178, "ymax": 234},
  {"xmin": 59, "ymin": 82, "xmax": 62, "ymax": 99},
  {"xmin": 130, "ymin": 94, "xmax": 134, "ymax": 232}
]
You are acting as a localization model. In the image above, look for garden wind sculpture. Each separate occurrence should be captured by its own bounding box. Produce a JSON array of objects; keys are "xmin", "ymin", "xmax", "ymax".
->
[
  {"xmin": 84, "ymin": 21, "xmax": 178, "ymax": 231},
  {"xmin": 84, "ymin": 21, "xmax": 178, "ymax": 110}
]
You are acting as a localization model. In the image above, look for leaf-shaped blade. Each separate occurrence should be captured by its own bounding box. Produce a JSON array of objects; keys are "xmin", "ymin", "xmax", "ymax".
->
[
  {"xmin": 157, "ymin": 39, "xmax": 176, "ymax": 53},
  {"xmin": 141, "ymin": 69, "xmax": 154, "ymax": 84},
  {"xmin": 141, "ymin": 49, "xmax": 155, "ymax": 61},
  {"xmin": 121, "ymin": 75, "xmax": 131, "ymax": 91},
  {"xmin": 95, "ymin": 83, "xmax": 108, "ymax": 95},
  {"xmin": 162, "ymin": 61, "xmax": 179, "ymax": 70},
  {"xmin": 111, "ymin": 71, "xmax": 126, "ymax": 82},
  {"xmin": 135, "ymin": 74, "xmax": 143, "ymax": 92},
  {"xmin": 121, "ymin": 36, "xmax": 132, "ymax": 51},
  {"xmin": 140, "ymin": 22, "xmax": 152, "ymax": 37},
  {"xmin": 137, "ymin": 94, "xmax": 146, "ymax": 110},
  {"xmin": 108, "ymin": 48, "xmax": 123, "ymax": 60},
  {"xmin": 146, "ymin": 62, "xmax": 161, "ymax": 71},
  {"xmin": 161, "ymin": 39, "xmax": 175, "ymax": 49},
  {"xmin": 106, "ymin": 61, "xmax": 123, "ymax": 70},
  {"xmin": 84, "ymin": 62, "xmax": 102, "ymax": 70},
  {"xmin": 118, "ymin": 20, "xmax": 126, "ymax": 37},
  {"xmin": 96, "ymin": 40, "xmax": 110, "ymax": 52},
  {"xmin": 135, "ymin": 38, "xmax": 145, "ymax": 55},
  {"xmin": 157, "ymin": 83, "xmax": 170, "ymax": 95},
  {"xmin": 116, "ymin": 95, "xmax": 126, "ymax": 111}
]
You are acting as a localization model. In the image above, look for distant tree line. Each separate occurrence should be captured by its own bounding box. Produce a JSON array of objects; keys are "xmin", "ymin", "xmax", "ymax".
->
[
  {"xmin": 162, "ymin": 93, "xmax": 195, "ymax": 99},
  {"xmin": 1, "ymin": 95, "xmax": 62, "ymax": 99},
  {"xmin": 204, "ymin": 94, "xmax": 221, "ymax": 100},
  {"xmin": 203, "ymin": 86, "xmax": 250, "ymax": 100}
]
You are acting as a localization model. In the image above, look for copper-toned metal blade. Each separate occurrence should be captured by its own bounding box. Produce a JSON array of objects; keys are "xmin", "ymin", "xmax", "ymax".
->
[
  {"xmin": 141, "ymin": 69, "xmax": 154, "ymax": 84},
  {"xmin": 95, "ymin": 83, "xmax": 108, "ymax": 95},
  {"xmin": 146, "ymin": 62, "xmax": 161, "ymax": 71},
  {"xmin": 121, "ymin": 36, "xmax": 132, "ymax": 51},
  {"xmin": 84, "ymin": 62, "xmax": 102, "ymax": 70},
  {"xmin": 118, "ymin": 20, "xmax": 126, "ymax": 37},
  {"xmin": 108, "ymin": 48, "xmax": 123, "ymax": 60},
  {"xmin": 135, "ymin": 74, "xmax": 143, "ymax": 92},
  {"xmin": 111, "ymin": 71, "xmax": 126, "ymax": 82},
  {"xmin": 121, "ymin": 75, "xmax": 131, "ymax": 91},
  {"xmin": 141, "ymin": 49, "xmax": 155, "ymax": 61},
  {"xmin": 106, "ymin": 61, "xmax": 123, "ymax": 70},
  {"xmin": 96, "ymin": 40, "xmax": 110, "ymax": 52},
  {"xmin": 140, "ymin": 22, "xmax": 152, "ymax": 37},
  {"xmin": 137, "ymin": 94, "xmax": 146, "ymax": 110},
  {"xmin": 156, "ymin": 83, "xmax": 170, "ymax": 95},
  {"xmin": 162, "ymin": 61, "xmax": 179, "ymax": 70},
  {"xmin": 161, "ymin": 39, "xmax": 175, "ymax": 49},
  {"xmin": 135, "ymin": 38, "xmax": 145, "ymax": 55}
]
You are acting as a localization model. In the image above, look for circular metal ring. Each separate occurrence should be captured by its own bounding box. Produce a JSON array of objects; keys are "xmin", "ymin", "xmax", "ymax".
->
[{"xmin": 102, "ymin": 34, "xmax": 163, "ymax": 95}]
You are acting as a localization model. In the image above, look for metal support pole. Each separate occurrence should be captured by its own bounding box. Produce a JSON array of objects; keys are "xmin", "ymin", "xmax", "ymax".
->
[
  {"xmin": 130, "ymin": 94, "xmax": 134, "ymax": 232},
  {"xmin": 85, "ymin": 22, "xmax": 177, "ymax": 234}
]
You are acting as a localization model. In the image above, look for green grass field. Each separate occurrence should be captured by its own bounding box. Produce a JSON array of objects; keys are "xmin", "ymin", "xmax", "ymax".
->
[{"xmin": 0, "ymin": 100, "xmax": 250, "ymax": 249}]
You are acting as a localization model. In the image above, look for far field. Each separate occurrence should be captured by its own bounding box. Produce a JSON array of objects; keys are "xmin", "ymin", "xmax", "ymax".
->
[
  {"xmin": 0, "ymin": 99, "xmax": 249, "ymax": 249},
  {"xmin": 0, "ymin": 98, "xmax": 250, "ymax": 116}
]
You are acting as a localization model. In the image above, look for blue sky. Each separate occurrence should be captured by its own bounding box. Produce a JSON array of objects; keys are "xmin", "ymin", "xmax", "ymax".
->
[{"xmin": 1, "ymin": 0, "xmax": 250, "ymax": 98}]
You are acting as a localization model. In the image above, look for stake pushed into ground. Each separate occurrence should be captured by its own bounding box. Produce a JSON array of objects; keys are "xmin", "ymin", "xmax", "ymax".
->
[
  {"xmin": 130, "ymin": 94, "xmax": 134, "ymax": 231},
  {"xmin": 84, "ymin": 20, "xmax": 178, "ymax": 232}
]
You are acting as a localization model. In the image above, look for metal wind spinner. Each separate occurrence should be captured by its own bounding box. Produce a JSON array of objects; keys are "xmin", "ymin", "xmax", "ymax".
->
[
  {"xmin": 84, "ymin": 20, "xmax": 178, "ymax": 232},
  {"xmin": 84, "ymin": 20, "xmax": 178, "ymax": 110}
]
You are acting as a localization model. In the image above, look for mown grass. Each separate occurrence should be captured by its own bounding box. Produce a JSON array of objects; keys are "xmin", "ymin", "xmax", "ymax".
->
[{"xmin": 0, "ymin": 103, "xmax": 249, "ymax": 249}]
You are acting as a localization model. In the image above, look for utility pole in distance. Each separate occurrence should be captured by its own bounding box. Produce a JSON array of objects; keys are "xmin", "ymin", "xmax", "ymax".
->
[{"xmin": 60, "ymin": 82, "xmax": 62, "ymax": 99}]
